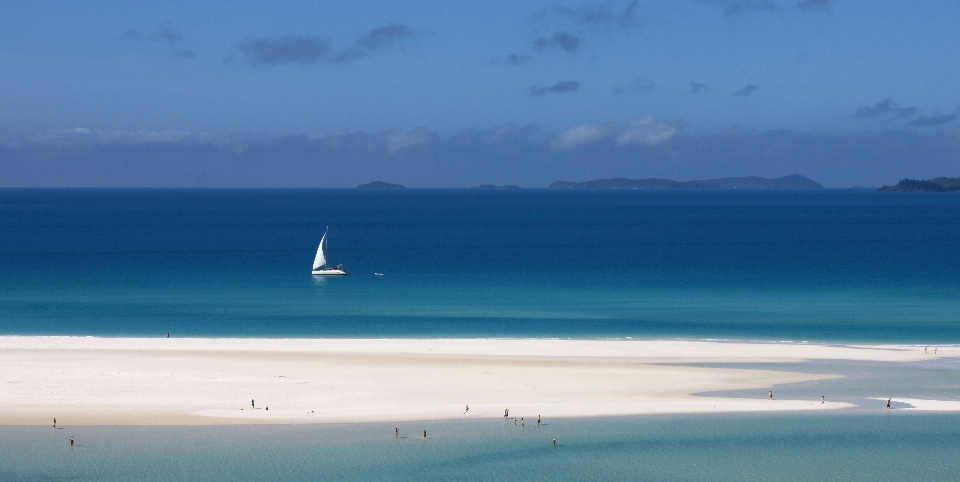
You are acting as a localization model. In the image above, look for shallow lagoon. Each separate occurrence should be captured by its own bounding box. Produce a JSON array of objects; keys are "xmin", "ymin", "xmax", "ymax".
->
[{"xmin": 3, "ymin": 413, "xmax": 959, "ymax": 481}]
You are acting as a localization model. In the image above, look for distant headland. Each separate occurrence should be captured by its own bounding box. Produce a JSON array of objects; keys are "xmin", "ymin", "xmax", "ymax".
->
[
  {"xmin": 878, "ymin": 176, "xmax": 960, "ymax": 192},
  {"xmin": 473, "ymin": 184, "xmax": 521, "ymax": 189},
  {"xmin": 356, "ymin": 181, "xmax": 405, "ymax": 189},
  {"xmin": 549, "ymin": 174, "xmax": 823, "ymax": 189}
]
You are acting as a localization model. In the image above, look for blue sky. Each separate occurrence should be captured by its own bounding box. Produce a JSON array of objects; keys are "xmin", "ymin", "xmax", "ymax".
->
[{"xmin": 1, "ymin": 0, "xmax": 959, "ymax": 187}]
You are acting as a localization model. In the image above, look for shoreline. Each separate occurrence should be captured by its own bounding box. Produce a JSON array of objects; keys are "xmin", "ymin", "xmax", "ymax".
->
[{"xmin": 2, "ymin": 337, "xmax": 956, "ymax": 426}]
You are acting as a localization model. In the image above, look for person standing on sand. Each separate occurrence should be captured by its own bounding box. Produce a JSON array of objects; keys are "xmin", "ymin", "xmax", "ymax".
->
[
  {"xmin": 925, "ymin": 346, "xmax": 928, "ymax": 354},
  {"xmin": 251, "ymin": 399, "xmax": 254, "ymax": 409},
  {"xmin": 505, "ymin": 408, "xmax": 509, "ymax": 418},
  {"xmin": 821, "ymin": 396, "xmax": 825, "ymax": 404},
  {"xmin": 887, "ymin": 398, "xmax": 891, "ymax": 409},
  {"xmin": 768, "ymin": 391, "xmax": 773, "ymax": 400},
  {"xmin": 464, "ymin": 405, "xmax": 469, "ymax": 414}
]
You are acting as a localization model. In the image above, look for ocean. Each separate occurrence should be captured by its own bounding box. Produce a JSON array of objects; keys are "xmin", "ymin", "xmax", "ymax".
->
[
  {"xmin": 3, "ymin": 188, "xmax": 960, "ymax": 481},
  {"xmin": 2, "ymin": 188, "xmax": 959, "ymax": 341},
  {"xmin": 4, "ymin": 414, "xmax": 960, "ymax": 481}
]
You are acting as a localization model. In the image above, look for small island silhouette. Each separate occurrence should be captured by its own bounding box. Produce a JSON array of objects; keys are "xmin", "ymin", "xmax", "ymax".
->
[{"xmin": 878, "ymin": 176, "xmax": 960, "ymax": 192}]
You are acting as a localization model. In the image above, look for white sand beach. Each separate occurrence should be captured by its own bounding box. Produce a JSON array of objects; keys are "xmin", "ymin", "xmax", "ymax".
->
[{"xmin": 0, "ymin": 337, "xmax": 955, "ymax": 425}]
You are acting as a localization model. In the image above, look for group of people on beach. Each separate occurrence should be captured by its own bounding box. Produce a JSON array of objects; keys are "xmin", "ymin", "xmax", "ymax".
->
[
  {"xmin": 500, "ymin": 408, "xmax": 539, "ymax": 427},
  {"xmin": 769, "ymin": 390, "xmax": 899, "ymax": 409},
  {"xmin": 393, "ymin": 408, "xmax": 548, "ymax": 445},
  {"xmin": 771, "ymin": 391, "xmax": 897, "ymax": 409},
  {"xmin": 51, "ymin": 418, "xmax": 75, "ymax": 447}
]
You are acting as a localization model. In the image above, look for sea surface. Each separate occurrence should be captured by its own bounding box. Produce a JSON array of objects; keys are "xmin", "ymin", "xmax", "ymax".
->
[
  {"xmin": 2, "ymin": 188, "xmax": 960, "ymax": 341},
  {"xmin": 4, "ymin": 414, "xmax": 960, "ymax": 481},
  {"xmin": 3, "ymin": 188, "xmax": 960, "ymax": 481}
]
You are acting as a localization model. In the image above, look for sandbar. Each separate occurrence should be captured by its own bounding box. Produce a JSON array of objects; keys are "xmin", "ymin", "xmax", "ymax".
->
[{"xmin": 1, "ymin": 337, "xmax": 955, "ymax": 425}]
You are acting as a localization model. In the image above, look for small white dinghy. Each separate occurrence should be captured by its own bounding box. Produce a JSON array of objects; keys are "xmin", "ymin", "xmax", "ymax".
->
[{"xmin": 311, "ymin": 227, "xmax": 346, "ymax": 275}]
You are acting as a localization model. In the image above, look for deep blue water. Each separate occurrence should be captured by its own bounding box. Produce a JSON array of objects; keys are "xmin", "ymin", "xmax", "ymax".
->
[
  {"xmin": 2, "ymin": 188, "xmax": 960, "ymax": 341},
  {"xmin": 4, "ymin": 414, "xmax": 960, "ymax": 481}
]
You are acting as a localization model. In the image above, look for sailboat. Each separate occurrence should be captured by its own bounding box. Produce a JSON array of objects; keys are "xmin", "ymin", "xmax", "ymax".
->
[{"xmin": 311, "ymin": 227, "xmax": 347, "ymax": 275}]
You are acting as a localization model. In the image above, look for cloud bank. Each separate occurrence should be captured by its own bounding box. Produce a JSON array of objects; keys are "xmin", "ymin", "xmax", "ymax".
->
[
  {"xmin": 528, "ymin": 81, "xmax": 580, "ymax": 96},
  {"xmin": 855, "ymin": 98, "xmax": 919, "ymax": 119},
  {"xmin": 238, "ymin": 36, "xmax": 331, "ymax": 66},
  {"xmin": 698, "ymin": 0, "xmax": 779, "ymax": 17},
  {"xmin": 908, "ymin": 114, "xmax": 957, "ymax": 127},
  {"xmin": 121, "ymin": 21, "xmax": 195, "ymax": 59},
  {"xmin": 689, "ymin": 81, "xmax": 708, "ymax": 94},
  {"xmin": 534, "ymin": 31, "xmax": 582, "ymax": 52},
  {"xmin": 699, "ymin": 0, "xmax": 832, "ymax": 15},
  {"xmin": 855, "ymin": 98, "xmax": 959, "ymax": 128},
  {"xmin": 545, "ymin": 1, "xmax": 641, "ymax": 28},
  {"xmin": 237, "ymin": 24, "xmax": 418, "ymax": 66},
  {"xmin": 5, "ymin": 123, "xmax": 958, "ymax": 188},
  {"xmin": 797, "ymin": 0, "xmax": 831, "ymax": 10}
]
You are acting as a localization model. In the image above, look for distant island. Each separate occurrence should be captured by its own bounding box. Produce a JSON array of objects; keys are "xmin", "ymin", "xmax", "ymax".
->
[
  {"xmin": 878, "ymin": 176, "xmax": 960, "ymax": 192},
  {"xmin": 549, "ymin": 174, "xmax": 823, "ymax": 189},
  {"xmin": 356, "ymin": 181, "xmax": 405, "ymax": 189},
  {"xmin": 472, "ymin": 184, "xmax": 521, "ymax": 189}
]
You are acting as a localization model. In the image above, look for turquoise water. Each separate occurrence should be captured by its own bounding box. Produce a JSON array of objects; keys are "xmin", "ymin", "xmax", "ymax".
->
[
  {"xmin": 3, "ymin": 189, "xmax": 960, "ymax": 479},
  {"xmin": 2, "ymin": 188, "xmax": 960, "ymax": 341},
  {"xmin": 694, "ymin": 357, "xmax": 960, "ymax": 409},
  {"xmin": 4, "ymin": 414, "xmax": 960, "ymax": 481}
]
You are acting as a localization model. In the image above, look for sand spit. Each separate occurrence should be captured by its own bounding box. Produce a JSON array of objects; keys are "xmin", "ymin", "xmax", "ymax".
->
[{"xmin": 1, "ymin": 337, "xmax": 954, "ymax": 425}]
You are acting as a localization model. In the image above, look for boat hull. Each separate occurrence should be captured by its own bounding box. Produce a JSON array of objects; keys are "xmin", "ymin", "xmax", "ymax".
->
[{"xmin": 312, "ymin": 269, "xmax": 347, "ymax": 275}]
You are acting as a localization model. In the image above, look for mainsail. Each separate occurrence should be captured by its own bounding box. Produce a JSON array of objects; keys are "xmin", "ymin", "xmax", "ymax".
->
[{"xmin": 312, "ymin": 230, "xmax": 327, "ymax": 269}]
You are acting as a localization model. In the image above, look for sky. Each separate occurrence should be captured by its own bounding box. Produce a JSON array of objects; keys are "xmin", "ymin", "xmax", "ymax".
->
[{"xmin": 1, "ymin": 0, "xmax": 959, "ymax": 187}]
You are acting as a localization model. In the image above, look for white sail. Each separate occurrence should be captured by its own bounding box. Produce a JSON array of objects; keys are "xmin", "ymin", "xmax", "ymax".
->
[{"xmin": 312, "ymin": 231, "xmax": 327, "ymax": 269}]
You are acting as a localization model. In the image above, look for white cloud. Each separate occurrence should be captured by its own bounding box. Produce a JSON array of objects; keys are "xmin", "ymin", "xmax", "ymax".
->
[
  {"xmin": 18, "ymin": 128, "xmax": 249, "ymax": 153},
  {"xmin": 96, "ymin": 130, "xmax": 194, "ymax": 144},
  {"xmin": 550, "ymin": 117, "xmax": 684, "ymax": 149},
  {"xmin": 384, "ymin": 129, "xmax": 428, "ymax": 152},
  {"xmin": 551, "ymin": 123, "xmax": 608, "ymax": 149},
  {"xmin": 616, "ymin": 116, "xmax": 684, "ymax": 145}
]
